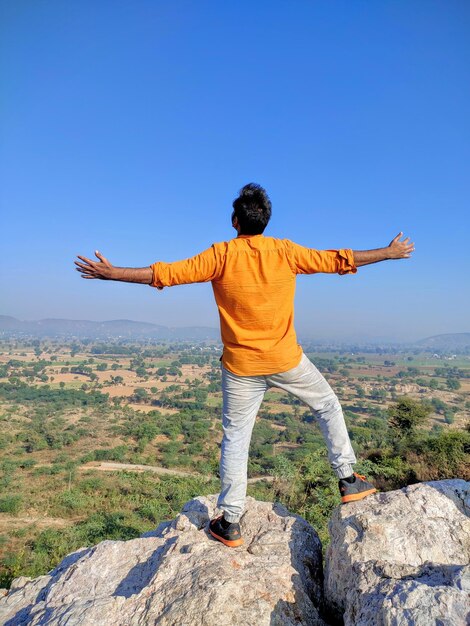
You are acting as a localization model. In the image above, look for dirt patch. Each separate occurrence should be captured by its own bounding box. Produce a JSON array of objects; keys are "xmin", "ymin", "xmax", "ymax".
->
[
  {"xmin": 154, "ymin": 434, "xmax": 171, "ymax": 443},
  {"xmin": 104, "ymin": 386, "xmax": 137, "ymax": 397},
  {"xmin": 79, "ymin": 461, "xmax": 198, "ymax": 478},
  {"xmin": 0, "ymin": 514, "xmax": 72, "ymax": 532},
  {"xmin": 276, "ymin": 442, "xmax": 300, "ymax": 450},
  {"xmin": 105, "ymin": 379, "xmax": 183, "ymax": 398},
  {"xmin": 128, "ymin": 403, "xmax": 157, "ymax": 413},
  {"xmin": 247, "ymin": 475, "xmax": 275, "ymax": 484},
  {"xmin": 49, "ymin": 373, "xmax": 85, "ymax": 383},
  {"xmin": 179, "ymin": 364, "xmax": 211, "ymax": 380}
]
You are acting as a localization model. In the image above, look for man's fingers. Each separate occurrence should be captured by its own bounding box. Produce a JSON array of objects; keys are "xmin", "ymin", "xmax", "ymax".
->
[
  {"xmin": 393, "ymin": 232, "xmax": 403, "ymax": 242},
  {"xmin": 95, "ymin": 250, "xmax": 108, "ymax": 264},
  {"xmin": 75, "ymin": 252, "xmax": 110, "ymax": 280},
  {"xmin": 74, "ymin": 261, "xmax": 94, "ymax": 270},
  {"xmin": 77, "ymin": 255, "xmax": 92, "ymax": 263},
  {"xmin": 76, "ymin": 268, "xmax": 96, "ymax": 276},
  {"xmin": 75, "ymin": 264, "xmax": 99, "ymax": 274},
  {"xmin": 75, "ymin": 254, "xmax": 96, "ymax": 267},
  {"xmin": 75, "ymin": 263, "xmax": 95, "ymax": 272},
  {"xmin": 75, "ymin": 261, "xmax": 96, "ymax": 272}
]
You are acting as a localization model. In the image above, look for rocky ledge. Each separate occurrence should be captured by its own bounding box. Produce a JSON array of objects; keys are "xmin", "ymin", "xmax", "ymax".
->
[{"xmin": 0, "ymin": 479, "xmax": 469, "ymax": 626}]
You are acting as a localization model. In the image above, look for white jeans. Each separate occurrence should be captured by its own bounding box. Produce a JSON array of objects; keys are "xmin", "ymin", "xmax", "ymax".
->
[{"xmin": 217, "ymin": 352, "xmax": 357, "ymax": 522}]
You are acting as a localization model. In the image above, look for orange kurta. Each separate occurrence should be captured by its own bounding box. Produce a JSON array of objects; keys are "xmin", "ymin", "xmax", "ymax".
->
[{"xmin": 150, "ymin": 235, "xmax": 357, "ymax": 375}]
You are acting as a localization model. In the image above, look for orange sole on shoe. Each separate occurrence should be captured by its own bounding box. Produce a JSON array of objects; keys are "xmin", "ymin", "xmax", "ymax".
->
[
  {"xmin": 209, "ymin": 528, "xmax": 244, "ymax": 547},
  {"xmin": 341, "ymin": 488, "xmax": 377, "ymax": 503}
]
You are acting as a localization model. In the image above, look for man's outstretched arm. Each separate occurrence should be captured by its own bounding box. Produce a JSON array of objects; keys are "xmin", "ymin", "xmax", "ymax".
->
[
  {"xmin": 75, "ymin": 251, "xmax": 153, "ymax": 284},
  {"xmin": 353, "ymin": 232, "xmax": 415, "ymax": 267}
]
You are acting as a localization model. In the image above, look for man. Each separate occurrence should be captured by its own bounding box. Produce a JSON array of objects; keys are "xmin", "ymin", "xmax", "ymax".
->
[{"xmin": 75, "ymin": 183, "xmax": 414, "ymax": 548}]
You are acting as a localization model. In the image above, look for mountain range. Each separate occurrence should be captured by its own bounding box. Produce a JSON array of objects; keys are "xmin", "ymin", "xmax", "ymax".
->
[
  {"xmin": 0, "ymin": 316, "xmax": 220, "ymax": 341},
  {"xmin": 1, "ymin": 316, "xmax": 469, "ymax": 351}
]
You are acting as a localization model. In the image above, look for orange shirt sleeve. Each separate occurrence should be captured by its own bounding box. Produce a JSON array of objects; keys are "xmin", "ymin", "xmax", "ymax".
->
[
  {"xmin": 287, "ymin": 241, "xmax": 357, "ymax": 275},
  {"xmin": 149, "ymin": 245, "xmax": 222, "ymax": 289}
]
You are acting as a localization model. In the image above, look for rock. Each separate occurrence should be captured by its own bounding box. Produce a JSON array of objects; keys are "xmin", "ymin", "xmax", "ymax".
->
[
  {"xmin": 3, "ymin": 481, "xmax": 469, "ymax": 625},
  {"xmin": 0, "ymin": 495, "xmax": 325, "ymax": 626},
  {"xmin": 324, "ymin": 479, "xmax": 470, "ymax": 625}
]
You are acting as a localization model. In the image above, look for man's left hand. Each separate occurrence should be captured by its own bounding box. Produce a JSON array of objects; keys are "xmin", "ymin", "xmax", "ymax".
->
[{"xmin": 75, "ymin": 251, "xmax": 114, "ymax": 280}]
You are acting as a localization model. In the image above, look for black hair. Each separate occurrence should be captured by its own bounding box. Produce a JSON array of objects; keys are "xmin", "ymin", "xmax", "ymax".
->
[{"xmin": 232, "ymin": 183, "xmax": 272, "ymax": 235}]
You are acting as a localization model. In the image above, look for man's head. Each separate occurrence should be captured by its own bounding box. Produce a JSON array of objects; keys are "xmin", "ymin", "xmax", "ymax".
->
[{"xmin": 232, "ymin": 183, "xmax": 272, "ymax": 235}]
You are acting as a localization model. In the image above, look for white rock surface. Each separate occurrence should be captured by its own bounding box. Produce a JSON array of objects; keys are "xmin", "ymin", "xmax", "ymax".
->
[
  {"xmin": 2, "ymin": 481, "xmax": 469, "ymax": 626},
  {"xmin": 0, "ymin": 495, "xmax": 325, "ymax": 626},
  {"xmin": 324, "ymin": 479, "xmax": 470, "ymax": 625}
]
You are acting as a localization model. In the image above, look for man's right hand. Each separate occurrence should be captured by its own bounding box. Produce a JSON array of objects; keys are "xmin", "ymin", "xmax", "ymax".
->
[{"xmin": 352, "ymin": 233, "xmax": 415, "ymax": 267}]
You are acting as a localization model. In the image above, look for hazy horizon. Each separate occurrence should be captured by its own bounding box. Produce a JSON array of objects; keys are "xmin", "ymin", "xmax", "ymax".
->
[
  {"xmin": 1, "ymin": 312, "xmax": 469, "ymax": 344},
  {"xmin": 2, "ymin": 2, "xmax": 469, "ymax": 340}
]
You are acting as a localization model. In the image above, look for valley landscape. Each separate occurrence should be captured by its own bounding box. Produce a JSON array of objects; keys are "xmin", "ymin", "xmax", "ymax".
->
[{"xmin": 0, "ymin": 326, "xmax": 469, "ymax": 588}]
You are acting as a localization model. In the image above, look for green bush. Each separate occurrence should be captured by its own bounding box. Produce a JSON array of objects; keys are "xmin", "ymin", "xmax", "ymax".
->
[
  {"xmin": 92, "ymin": 445, "xmax": 128, "ymax": 462},
  {"xmin": 387, "ymin": 397, "xmax": 431, "ymax": 441},
  {"xmin": 137, "ymin": 501, "xmax": 167, "ymax": 524},
  {"xmin": 56, "ymin": 489, "xmax": 90, "ymax": 512},
  {"xmin": 0, "ymin": 495, "xmax": 22, "ymax": 514},
  {"xmin": 358, "ymin": 455, "xmax": 415, "ymax": 489},
  {"xmin": 421, "ymin": 431, "xmax": 470, "ymax": 477},
  {"xmin": 78, "ymin": 477, "xmax": 105, "ymax": 493}
]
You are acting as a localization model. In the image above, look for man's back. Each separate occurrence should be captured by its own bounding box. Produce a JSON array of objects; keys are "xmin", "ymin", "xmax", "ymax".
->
[
  {"xmin": 150, "ymin": 234, "xmax": 357, "ymax": 376},
  {"xmin": 212, "ymin": 234, "xmax": 300, "ymax": 375}
]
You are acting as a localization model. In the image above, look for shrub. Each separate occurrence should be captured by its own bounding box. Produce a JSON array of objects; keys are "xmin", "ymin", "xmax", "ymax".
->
[
  {"xmin": 137, "ymin": 501, "xmax": 165, "ymax": 524},
  {"xmin": 0, "ymin": 495, "xmax": 22, "ymax": 514},
  {"xmin": 92, "ymin": 445, "xmax": 128, "ymax": 462},
  {"xmin": 56, "ymin": 489, "xmax": 90, "ymax": 512},
  {"xmin": 387, "ymin": 397, "xmax": 431, "ymax": 440},
  {"xmin": 421, "ymin": 431, "xmax": 470, "ymax": 478}
]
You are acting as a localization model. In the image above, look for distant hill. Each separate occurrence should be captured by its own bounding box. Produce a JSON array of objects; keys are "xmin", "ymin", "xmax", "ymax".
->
[
  {"xmin": 416, "ymin": 333, "xmax": 470, "ymax": 352},
  {"xmin": 0, "ymin": 316, "xmax": 219, "ymax": 341}
]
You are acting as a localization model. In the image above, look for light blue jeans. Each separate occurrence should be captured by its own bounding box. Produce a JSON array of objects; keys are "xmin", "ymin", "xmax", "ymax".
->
[{"xmin": 217, "ymin": 352, "xmax": 357, "ymax": 522}]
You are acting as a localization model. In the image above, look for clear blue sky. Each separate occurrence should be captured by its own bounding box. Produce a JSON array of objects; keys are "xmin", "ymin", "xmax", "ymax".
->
[{"xmin": 1, "ymin": 1, "xmax": 469, "ymax": 342}]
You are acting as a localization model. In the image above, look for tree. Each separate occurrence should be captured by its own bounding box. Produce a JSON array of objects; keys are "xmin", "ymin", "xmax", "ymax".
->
[
  {"xmin": 446, "ymin": 378, "xmax": 461, "ymax": 391},
  {"xmin": 371, "ymin": 388, "xmax": 387, "ymax": 401},
  {"xmin": 387, "ymin": 397, "xmax": 431, "ymax": 438},
  {"xmin": 133, "ymin": 387, "xmax": 149, "ymax": 403},
  {"xmin": 356, "ymin": 385, "xmax": 365, "ymax": 398}
]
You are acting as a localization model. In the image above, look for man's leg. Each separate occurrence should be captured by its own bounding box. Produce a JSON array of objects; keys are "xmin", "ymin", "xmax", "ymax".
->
[
  {"xmin": 265, "ymin": 352, "xmax": 356, "ymax": 479},
  {"xmin": 217, "ymin": 364, "xmax": 267, "ymax": 522}
]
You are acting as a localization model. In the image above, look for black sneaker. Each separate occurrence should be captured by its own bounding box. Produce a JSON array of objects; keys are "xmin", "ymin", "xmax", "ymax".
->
[
  {"xmin": 339, "ymin": 472, "xmax": 377, "ymax": 504},
  {"xmin": 208, "ymin": 514, "xmax": 244, "ymax": 547}
]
